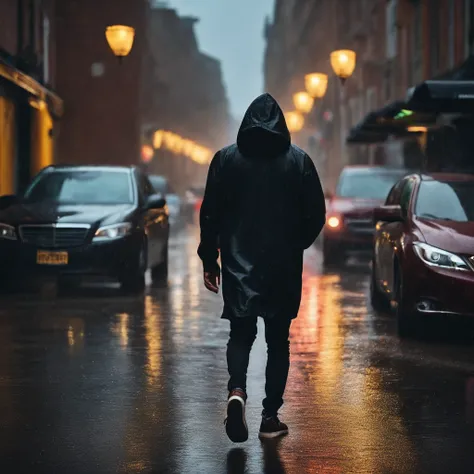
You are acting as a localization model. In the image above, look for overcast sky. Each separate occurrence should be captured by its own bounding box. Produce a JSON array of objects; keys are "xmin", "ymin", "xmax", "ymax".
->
[{"xmin": 169, "ymin": 0, "xmax": 275, "ymax": 121}]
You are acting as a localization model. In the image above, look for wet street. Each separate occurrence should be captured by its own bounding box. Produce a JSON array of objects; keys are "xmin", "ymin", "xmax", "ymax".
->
[{"xmin": 2, "ymin": 225, "xmax": 474, "ymax": 474}]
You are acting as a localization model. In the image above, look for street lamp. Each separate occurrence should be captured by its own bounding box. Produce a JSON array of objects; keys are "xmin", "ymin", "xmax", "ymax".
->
[
  {"xmin": 141, "ymin": 145, "xmax": 154, "ymax": 163},
  {"xmin": 106, "ymin": 25, "xmax": 135, "ymax": 63},
  {"xmin": 330, "ymin": 49, "xmax": 356, "ymax": 84},
  {"xmin": 305, "ymin": 73, "xmax": 328, "ymax": 99},
  {"xmin": 293, "ymin": 92, "xmax": 314, "ymax": 114},
  {"xmin": 285, "ymin": 111, "xmax": 305, "ymax": 133}
]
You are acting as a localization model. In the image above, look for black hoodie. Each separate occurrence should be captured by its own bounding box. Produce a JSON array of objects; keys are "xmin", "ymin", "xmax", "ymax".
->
[{"xmin": 198, "ymin": 93, "xmax": 326, "ymax": 321}]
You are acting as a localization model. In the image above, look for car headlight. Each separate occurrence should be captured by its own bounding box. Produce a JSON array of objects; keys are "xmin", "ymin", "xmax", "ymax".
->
[
  {"xmin": 0, "ymin": 223, "xmax": 17, "ymax": 240},
  {"xmin": 413, "ymin": 242, "xmax": 469, "ymax": 271},
  {"xmin": 326, "ymin": 214, "xmax": 341, "ymax": 229},
  {"xmin": 93, "ymin": 223, "xmax": 132, "ymax": 241}
]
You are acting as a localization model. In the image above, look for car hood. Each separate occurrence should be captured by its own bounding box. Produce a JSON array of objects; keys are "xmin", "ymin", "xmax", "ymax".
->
[
  {"xmin": 0, "ymin": 203, "xmax": 136, "ymax": 227},
  {"xmin": 416, "ymin": 218, "xmax": 474, "ymax": 255},
  {"xmin": 328, "ymin": 197, "xmax": 383, "ymax": 216}
]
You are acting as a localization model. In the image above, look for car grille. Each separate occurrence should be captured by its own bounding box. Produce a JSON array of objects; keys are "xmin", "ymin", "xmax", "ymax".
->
[
  {"xmin": 344, "ymin": 217, "xmax": 374, "ymax": 234},
  {"xmin": 19, "ymin": 225, "xmax": 91, "ymax": 248}
]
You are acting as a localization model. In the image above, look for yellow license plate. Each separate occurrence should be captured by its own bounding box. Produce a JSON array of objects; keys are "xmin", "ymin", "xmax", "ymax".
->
[{"xmin": 36, "ymin": 251, "xmax": 69, "ymax": 265}]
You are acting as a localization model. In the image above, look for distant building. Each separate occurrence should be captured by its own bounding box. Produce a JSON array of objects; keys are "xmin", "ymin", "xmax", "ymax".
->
[{"xmin": 143, "ymin": 4, "xmax": 230, "ymax": 189}]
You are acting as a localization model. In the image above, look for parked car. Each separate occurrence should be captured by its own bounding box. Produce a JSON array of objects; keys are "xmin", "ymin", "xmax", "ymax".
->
[
  {"xmin": 183, "ymin": 186, "xmax": 205, "ymax": 218},
  {"xmin": 148, "ymin": 175, "xmax": 181, "ymax": 225},
  {"xmin": 323, "ymin": 166, "xmax": 409, "ymax": 264},
  {"xmin": 371, "ymin": 172, "xmax": 474, "ymax": 337},
  {"xmin": 0, "ymin": 165, "xmax": 169, "ymax": 293}
]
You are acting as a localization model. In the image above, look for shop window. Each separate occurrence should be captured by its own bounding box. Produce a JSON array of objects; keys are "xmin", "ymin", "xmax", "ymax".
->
[
  {"xmin": 430, "ymin": 0, "xmax": 440, "ymax": 76},
  {"xmin": 411, "ymin": 1, "xmax": 423, "ymax": 84},
  {"xmin": 464, "ymin": 0, "xmax": 474, "ymax": 57},
  {"xmin": 448, "ymin": 0, "xmax": 455, "ymax": 68},
  {"xmin": 386, "ymin": 0, "xmax": 398, "ymax": 59}
]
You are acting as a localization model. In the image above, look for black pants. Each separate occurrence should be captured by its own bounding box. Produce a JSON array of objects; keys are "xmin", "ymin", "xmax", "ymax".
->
[{"xmin": 227, "ymin": 316, "xmax": 292, "ymax": 416}]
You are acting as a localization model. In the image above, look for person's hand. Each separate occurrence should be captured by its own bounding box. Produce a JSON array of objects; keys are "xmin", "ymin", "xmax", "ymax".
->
[{"xmin": 204, "ymin": 266, "xmax": 221, "ymax": 293}]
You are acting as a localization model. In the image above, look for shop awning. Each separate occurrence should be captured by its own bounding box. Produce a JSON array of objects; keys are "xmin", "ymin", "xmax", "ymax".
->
[
  {"xmin": 346, "ymin": 100, "xmax": 436, "ymax": 144},
  {"xmin": 0, "ymin": 59, "xmax": 63, "ymax": 118},
  {"xmin": 406, "ymin": 80, "xmax": 474, "ymax": 113},
  {"xmin": 346, "ymin": 125, "xmax": 389, "ymax": 144}
]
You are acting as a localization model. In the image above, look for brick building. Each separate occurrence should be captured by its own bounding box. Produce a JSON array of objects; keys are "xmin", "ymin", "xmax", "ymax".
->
[
  {"xmin": 0, "ymin": 0, "xmax": 62, "ymax": 195},
  {"xmin": 264, "ymin": 0, "xmax": 474, "ymax": 190},
  {"xmin": 55, "ymin": 0, "xmax": 148, "ymax": 168}
]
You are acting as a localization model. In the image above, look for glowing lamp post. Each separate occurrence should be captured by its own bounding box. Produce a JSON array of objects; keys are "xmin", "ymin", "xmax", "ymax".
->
[
  {"xmin": 293, "ymin": 92, "xmax": 314, "ymax": 114},
  {"xmin": 305, "ymin": 73, "xmax": 328, "ymax": 99},
  {"xmin": 286, "ymin": 111, "xmax": 305, "ymax": 133},
  {"xmin": 106, "ymin": 25, "xmax": 135, "ymax": 63},
  {"xmin": 330, "ymin": 49, "xmax": 356, "ymax": 85},
  {"xmin": 141, "ymin": 145, "xmax": 154, "ymax": 163}
]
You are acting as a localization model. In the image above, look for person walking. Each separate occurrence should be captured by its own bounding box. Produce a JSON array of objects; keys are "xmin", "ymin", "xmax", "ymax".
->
[{"xmin": 198, "ymin": 93, "xmax": 326, "ymax": 443}]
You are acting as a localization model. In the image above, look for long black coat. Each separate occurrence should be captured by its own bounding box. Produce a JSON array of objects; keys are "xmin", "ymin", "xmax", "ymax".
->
[{"xmin": 198, "ymin": 93, "xmax": 326, "ymax": 320}]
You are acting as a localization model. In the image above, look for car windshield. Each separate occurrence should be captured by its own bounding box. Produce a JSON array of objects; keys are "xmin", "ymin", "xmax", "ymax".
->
[
  {"xmin": 415, "ymin": 180, "xmax": 474, "ymax": 222},
  {"xmin": 25, "ymin": 170, "xmax": 133, "ymax": 205},
  {"xmin": 166, "ymin": 194, "xmax": 180, "ymax": 204},
  {"xmin": 149, "ymin": 176, "xmax": 168, "ymax": 194},
  {"xmin": 337, "ymin": 170, "xmax": 407, "ymax": 200}
]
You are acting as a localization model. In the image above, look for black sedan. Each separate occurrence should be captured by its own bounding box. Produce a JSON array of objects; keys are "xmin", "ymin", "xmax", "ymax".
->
[{"xmin": 0, "ymin": 165, "xmax": 169, "ymax": 293}]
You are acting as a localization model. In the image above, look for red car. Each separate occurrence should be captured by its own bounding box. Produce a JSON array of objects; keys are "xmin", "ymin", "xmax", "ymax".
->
[
  {"xmin": 323, "ymin": 166, "xmax": 408, "ymax": 264},
  {"xmin": 371, "ymin": 172, "xmax": 474, "ymax": 337}
]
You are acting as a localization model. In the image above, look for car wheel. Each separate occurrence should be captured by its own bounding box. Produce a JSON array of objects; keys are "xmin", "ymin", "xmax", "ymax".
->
[
  {"xmin": 369, "ymin": 262, "xmax": 389, "ymax": 312},
  {"xmin": 151, "ymin": 242, "xmax": 169, "ymax": 283},
  {"xmin": 394, "ymin": 264, "xmax": 418, "ymax": 338},
  {"xmin": 323, "ymin": 239, "xmax": 345, "ymax": 266},
  {"xmin": 120, "ymin": 244, "xmax": 146, "ymax": 294}
]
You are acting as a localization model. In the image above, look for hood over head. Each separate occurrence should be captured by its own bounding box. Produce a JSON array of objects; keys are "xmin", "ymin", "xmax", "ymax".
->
[{"xmin": 237, "ymin": 93, "xmax": 291, "ymax": 158}]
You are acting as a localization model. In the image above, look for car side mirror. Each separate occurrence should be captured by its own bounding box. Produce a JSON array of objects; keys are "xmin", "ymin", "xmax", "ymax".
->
[
  {"xmin": 0, "ymin": 194, "xmax": 19, "ymax": 211},
  {"xmin": 373, "ymin": 205, "xmax": 404, "ymax": 224},
  {"xmin": 146, "ymin": 194, "xmax": 166, "ymax": 210}
]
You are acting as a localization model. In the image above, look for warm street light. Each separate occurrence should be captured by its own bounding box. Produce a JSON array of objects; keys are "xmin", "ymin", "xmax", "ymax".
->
[
  {"xmin": 153, "ymin": 130, "xmax": 213, "ymax": 164},
  {"xmin": 293, "ymin": 92, "xmax": 314, "ymax": 114},
  {"xmin": 407, "ymin": 126, "xmax": 428, "ymax": 132},
  {"xmin": 106, "ymin": 25, "xmax": 135, "ymax": 62},
  {"xmin": 285, "ymin": 111, "xmax": 305, "ymax": 133},
  {"xmin": 330, "ymin": 49, "xmax": 356, "ymax": 84},
  {"xmin": 305, "ymin": 73, "xmax": 328, "ymax": 98},
  {"xmin": 141, "ymin": 145, "xmax": 154, "ymax": 163}
]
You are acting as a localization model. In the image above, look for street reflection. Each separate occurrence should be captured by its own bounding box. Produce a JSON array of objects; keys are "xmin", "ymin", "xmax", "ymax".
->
[
  {"xmin": 144, "ymin": 295, "xmax": 161, "ymax": 385},
  {"xmin": 111, "ymin": 313, "xmax": 130, "ymax": 349},
  {"xmin": 66, "ymin": 318, "xmax": 85, "ymax": 352},
  {"xmin": 285, "ymin": 264, "xmax": 417, "ymax": 473},
  {"xmin": 1, "ymin": 232, "xmax": 474, "ymax": 472}
]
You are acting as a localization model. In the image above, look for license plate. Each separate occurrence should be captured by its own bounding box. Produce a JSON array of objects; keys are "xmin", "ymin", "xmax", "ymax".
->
[{"xmin": 36, "ymin": 250, "xmax": 69, "ymax": 265}]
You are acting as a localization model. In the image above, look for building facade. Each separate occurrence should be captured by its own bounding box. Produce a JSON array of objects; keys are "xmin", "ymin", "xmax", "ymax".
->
[
  {"xmin": 0, "ymin": 0, "xmax": 62, "ymax": 195},
  {"xmin": 264, "ymin": 0, "xmax": 474, "ymax": 191},
  {"xmin": 142, "ymin": 4, "xmax": 230, "ymax": 190},
  {"xmin": 55, "ymin": 0, "xmax": 148, "ymax": 168}
]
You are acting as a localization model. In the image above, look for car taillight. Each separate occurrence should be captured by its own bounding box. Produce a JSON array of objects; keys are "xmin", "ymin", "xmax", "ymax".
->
[{"xmin": 326, "ymin": 215, "xmax": 341, "ymax": 229}]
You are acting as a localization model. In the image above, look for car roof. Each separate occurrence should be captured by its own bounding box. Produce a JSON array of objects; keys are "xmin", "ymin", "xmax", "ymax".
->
[
  {"xmin": 419, "ymin": 172, "xmax": 474, "ymax": 182},
  {"xmin": 341, "ymin": 165, "xmax": 409, "ymax": 174},
  {"xmin": 44, "ymin": 165, "xmax": 135, "ymax": 173},
  {"xmin": 149, "ymin": 175, "xmax": 167, "ymax": 181}
]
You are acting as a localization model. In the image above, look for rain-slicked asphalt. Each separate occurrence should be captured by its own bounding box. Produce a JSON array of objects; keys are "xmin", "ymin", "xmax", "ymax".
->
[{"xmin": 1, "ymin": 225, "xmax": 474, "ymax": 473}]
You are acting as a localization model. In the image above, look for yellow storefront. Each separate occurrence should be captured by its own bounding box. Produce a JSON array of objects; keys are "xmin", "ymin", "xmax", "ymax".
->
[
  {"xmin": 0, "ymin": 63, "xmax": 63, "ymax": 196},
  {"xmin": 0, "ymin": 96, "xmax": 15, "ymax": 195}
]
